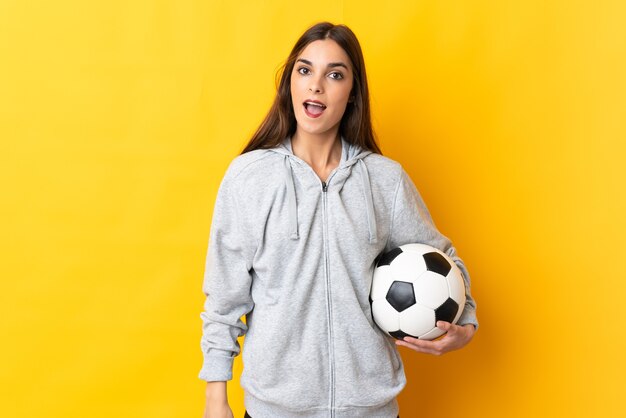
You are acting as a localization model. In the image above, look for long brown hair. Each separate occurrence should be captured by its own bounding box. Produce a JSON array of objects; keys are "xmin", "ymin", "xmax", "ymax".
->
[{"xmin": 241, "ymin": 22, "xmax": 382, "ymax": 155}]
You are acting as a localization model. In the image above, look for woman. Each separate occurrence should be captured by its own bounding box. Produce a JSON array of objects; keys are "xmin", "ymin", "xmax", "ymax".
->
[{"xmin": 200, "ymin": 22, "xmax": 479, "ymax": 418}]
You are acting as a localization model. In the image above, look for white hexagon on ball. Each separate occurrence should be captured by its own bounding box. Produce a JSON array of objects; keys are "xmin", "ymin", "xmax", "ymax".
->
[{"xmin": 413, "ymin": 270, "xmax": 450, "ymax": 309}]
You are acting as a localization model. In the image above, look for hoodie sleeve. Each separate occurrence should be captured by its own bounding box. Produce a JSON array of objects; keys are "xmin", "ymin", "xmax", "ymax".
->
[
  {"xmin": 387, "ymin": 168, "xmax": 479, "ymax": 330},
  {"xmin": 198, "ymin": 166, "xmax": 256, "ymax": 381}
]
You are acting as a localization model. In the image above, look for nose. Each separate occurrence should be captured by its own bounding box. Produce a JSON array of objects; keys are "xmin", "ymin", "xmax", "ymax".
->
[{"xmin": 308, "ymin": 75, "xmax": 323, "ymax": 94}]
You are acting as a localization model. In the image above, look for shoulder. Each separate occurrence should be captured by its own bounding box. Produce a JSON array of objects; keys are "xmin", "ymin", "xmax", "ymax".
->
[
  {"xmin": 224, "ymin": 149, "xmax": 274, "ymax": 179},
  {"xmin": 220, "ymin": 148, "xmax": 285, "ymax": 193},
  {"xmin": 222, "ymin": 149, "xmax": 286, "ymax": 181},
  {"xmin": 363, "ymin": 153, "xmax": 403, "ymax": 171},
  {"xmin": 362, "ymin": 153, "xmax": 405, "ymax": 186}
]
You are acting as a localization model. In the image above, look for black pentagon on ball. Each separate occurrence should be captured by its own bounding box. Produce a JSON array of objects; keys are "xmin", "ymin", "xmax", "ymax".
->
[
  {"xmin": 435, "ymin": 297, "xmax": 459, "ymax": 323},
  {"xmin": 385, "ymin": 281, "xmax": 415, "ymax": 312},
  {"xmin": 376, "ymin": 247, "xmax": 403, "ymax": 267},
  {"xmin": 423, "ymin": 251, "xmax": 452, "ymax": 276},
  {"xmin": 389, "ymin": 329, "xmax": 418, "ymax": 340}
]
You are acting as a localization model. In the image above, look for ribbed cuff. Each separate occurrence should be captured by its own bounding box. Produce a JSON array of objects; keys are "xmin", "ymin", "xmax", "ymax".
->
[{"xmin": 198, "ymin": 353, "xmax": 235, "ymax": 382}]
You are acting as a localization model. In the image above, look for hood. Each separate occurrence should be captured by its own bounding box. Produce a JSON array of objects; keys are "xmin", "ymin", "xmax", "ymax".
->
[{"xmin": 269, "ymin": 136, "xmax": 378, "ymax": 244}]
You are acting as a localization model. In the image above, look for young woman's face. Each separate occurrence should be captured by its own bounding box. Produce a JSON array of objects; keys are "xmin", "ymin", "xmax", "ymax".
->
[{"xmin": 290, "ymin": 39, "xmax": 354, "ymax": 138}]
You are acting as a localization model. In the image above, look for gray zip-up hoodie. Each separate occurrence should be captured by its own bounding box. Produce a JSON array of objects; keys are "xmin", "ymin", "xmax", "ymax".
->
[{"xmin": 199, "ymin": 136, "xmax": 478, "ymax": 418}]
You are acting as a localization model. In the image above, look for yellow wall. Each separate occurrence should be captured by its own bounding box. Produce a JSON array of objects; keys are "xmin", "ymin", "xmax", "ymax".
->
[{"xmin": 1, "ymin": 1, "xmax": 624, "ymax": 417}]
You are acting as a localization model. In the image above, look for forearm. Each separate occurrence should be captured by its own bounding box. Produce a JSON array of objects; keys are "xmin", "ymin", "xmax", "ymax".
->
[
  {"xmin": 205, "ymin": 381, "xmax": 227, "ymax": 402},
  {"xmin": 203, "ymin": 381, "xmax": 232, "ymax": 418}
]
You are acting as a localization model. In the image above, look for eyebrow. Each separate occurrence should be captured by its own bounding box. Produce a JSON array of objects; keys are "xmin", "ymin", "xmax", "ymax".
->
[{"xmin": 296, "ymin": 58, "xmax": 349, "ymax": 70}]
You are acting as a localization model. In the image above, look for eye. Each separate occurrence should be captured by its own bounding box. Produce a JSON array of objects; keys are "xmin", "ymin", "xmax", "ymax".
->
[
  {"xmin": 329, "ymin": 72, "xmax": 344, "ymax": 80},
  {"xmin": 297, "ymin": 67, "xmax": 310, "ymax": 75}
]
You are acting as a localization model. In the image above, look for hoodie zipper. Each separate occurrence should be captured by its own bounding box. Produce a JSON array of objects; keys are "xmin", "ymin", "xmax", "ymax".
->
[{"xmin": 321, "ymin": 178, "xmax": 335, "ymax": 418}]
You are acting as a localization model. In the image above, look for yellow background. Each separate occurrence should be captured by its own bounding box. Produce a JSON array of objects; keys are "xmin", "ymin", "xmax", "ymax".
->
[{"xmin": 1, "ymin": 1, "xmax": 625, "ymax": 417}]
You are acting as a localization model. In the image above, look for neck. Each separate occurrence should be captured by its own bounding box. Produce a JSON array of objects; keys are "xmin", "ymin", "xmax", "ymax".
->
[{"xmin": 291, "ymin": 130, "xmax": 342, "ymax": 171}]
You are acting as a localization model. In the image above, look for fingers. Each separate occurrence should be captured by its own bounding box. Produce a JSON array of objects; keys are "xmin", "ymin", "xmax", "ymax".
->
[
  {"xmin": 395, "ymin": 322, "xmax": 459, "ymax": 356},
  {"xmin": 395, "ymin": 322, "xmax": 474, "ymax": 356},
  {"xmin": 395, "ymin": 336, "xmax": 445, "ymax": 356}
]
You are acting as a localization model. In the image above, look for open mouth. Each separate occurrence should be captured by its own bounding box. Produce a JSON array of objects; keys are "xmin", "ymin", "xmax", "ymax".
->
[{"xmin": 303, "ymin": 101, "xmax": 326, "ymax": 118}]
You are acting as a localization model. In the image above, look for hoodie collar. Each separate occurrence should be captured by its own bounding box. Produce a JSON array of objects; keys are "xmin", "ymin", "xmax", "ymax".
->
[
  {"xmin": 279, "ymin": 135, "xmax": 359, "ymax": 165},
  {"xmin": 271, "ymin": 136, "xmax": 378, "ymax": 244}
]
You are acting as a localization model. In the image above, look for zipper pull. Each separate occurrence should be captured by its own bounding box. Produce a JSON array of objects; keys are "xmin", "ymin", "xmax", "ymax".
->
[{"xmin": 322, "ymin": 181, "xmax": 328, "ymax": 192}]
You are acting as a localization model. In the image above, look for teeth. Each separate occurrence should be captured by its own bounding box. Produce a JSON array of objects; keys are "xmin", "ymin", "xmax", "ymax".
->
[{"xmin": 305, "ymin": 102, "xmax": 326, "ymax": 108}]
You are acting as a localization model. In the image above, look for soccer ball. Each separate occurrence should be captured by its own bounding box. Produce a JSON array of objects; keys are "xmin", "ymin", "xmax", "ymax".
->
[{"xmin": 370, "ymin": 243, "xmax": 466, "ymax": 341}]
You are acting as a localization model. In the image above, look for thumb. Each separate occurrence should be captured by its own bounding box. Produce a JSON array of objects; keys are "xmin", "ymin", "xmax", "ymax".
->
[{"xmin": 437, "ymin": 321, "xmax": 451, "ymax": 331}]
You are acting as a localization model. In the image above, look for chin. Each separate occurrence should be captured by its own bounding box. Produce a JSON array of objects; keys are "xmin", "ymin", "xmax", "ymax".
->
[{"xmin": 294, "ymin": 118, "xmax": 341, "ymax": 137}]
